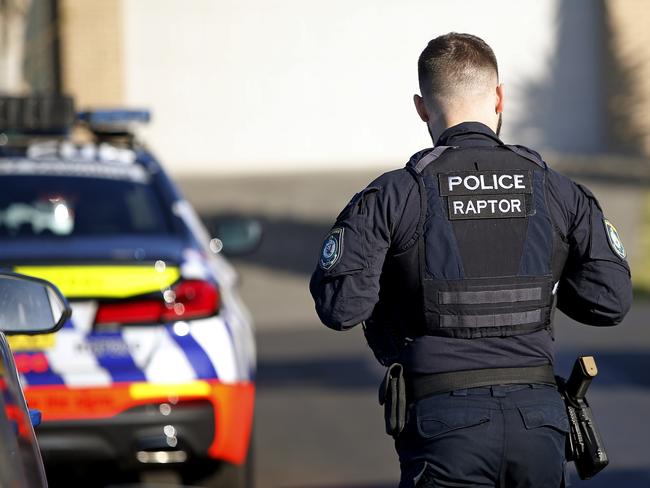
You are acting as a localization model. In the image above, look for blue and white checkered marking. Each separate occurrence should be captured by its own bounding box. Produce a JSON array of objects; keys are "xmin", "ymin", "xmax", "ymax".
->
[{"xmin": 23, "ymin": 301, "xmax": 250, "ymax": 388}]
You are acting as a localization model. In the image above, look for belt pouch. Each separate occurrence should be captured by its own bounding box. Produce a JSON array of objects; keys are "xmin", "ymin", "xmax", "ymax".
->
[{"xmin": 379, "ymin": 363, "xmax": 406, "ymax": 438}]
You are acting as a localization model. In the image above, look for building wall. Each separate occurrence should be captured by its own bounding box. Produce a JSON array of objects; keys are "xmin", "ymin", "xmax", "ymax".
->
[
  {"xmin": 1, "ymin": 0, "xmax": 67, "ymax": 94},
  {"xmin": 56, "ymin": 0, "xmax": 640, "ymax": 174},
  {"xmin": 120, "ymin": 0, "xmax": 613, "ymax": 175},
  {"xmin": 606, "ymin": 0, "xmax": 650, "ymax": 156},
  {"xmin": 0, "ymin": 0, "xmax": 32, "ymax": 93},
  {"xmin": 58, "ymin": 0, "xmax": 124, "ymax": 107}
]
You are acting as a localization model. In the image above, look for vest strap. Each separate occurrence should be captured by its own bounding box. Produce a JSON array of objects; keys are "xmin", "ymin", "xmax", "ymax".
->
[
  {"xmin": 439, "ymin": 286, "xmax": 542, "ymax": 305},
  {"xmin": 503, "ymin": 145, "xmax": 547, "ymax": 168},
  {"xmin": 439, "ymin": 308, "xmax": 544, "ymax": 328},
  {"xmin": 412, "ymin": 146, "xmax": 453, "ymax": 173},
  {"xmin": 407, "ymin": 364, "xmax": 556, "ymax": 402}
]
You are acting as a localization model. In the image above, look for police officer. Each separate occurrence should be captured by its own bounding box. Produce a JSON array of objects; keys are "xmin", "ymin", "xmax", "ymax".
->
[{"xmin": 309, "ymin": 33, "xmax": 632, "ymax": 487}]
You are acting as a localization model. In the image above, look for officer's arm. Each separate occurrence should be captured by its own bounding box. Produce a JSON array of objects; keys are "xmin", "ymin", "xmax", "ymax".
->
[
  {"xmin": 556, "ymin": 183, "xmax": 632, "ymax": 326},
  {"xmin": 309, "ymin": 171, "xmax": 417, "ymax": 330}
]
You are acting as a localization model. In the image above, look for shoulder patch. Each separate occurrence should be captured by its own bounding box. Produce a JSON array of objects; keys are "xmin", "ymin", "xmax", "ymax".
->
[
  {"xmin": 319, "ymin": 227, "xmax": 344, "ymax": 270},
  {"xmin": 604, "ymin": 219, "xmax": 626, "ymax": 259}
]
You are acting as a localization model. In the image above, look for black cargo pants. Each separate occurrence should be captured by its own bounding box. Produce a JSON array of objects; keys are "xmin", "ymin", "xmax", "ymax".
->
[{"xmin": 396, "ymin": 384, "xmax": 569, "ymax": 487}]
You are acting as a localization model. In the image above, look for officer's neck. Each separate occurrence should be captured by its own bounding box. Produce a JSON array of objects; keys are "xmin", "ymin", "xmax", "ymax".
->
[{"xmin": 429, "ymin": 112, "xmax": 499, "ymax": 145}]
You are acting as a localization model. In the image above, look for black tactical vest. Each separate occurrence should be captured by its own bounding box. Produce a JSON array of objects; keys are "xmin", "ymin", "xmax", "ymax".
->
[{"xmin": 379, "ymin": 145, "xmax": 569, "ymax": 340}]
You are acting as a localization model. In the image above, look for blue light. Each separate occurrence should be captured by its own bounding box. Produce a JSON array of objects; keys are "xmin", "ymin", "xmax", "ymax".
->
[{"xmin": 77, "ymin": 109, "xmax": 151, "ymax": 126}]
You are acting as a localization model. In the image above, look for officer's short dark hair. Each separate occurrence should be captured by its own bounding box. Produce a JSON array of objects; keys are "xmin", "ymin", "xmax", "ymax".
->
[{"xmin": 418, "ymin": 33, "xmax": 499, "ymax": 103}]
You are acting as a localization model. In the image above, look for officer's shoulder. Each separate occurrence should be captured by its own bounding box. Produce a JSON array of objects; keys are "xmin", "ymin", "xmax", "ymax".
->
[
  {"xmin": 336, "ymin": 165, "xmax": 418, "ymax": 222},
  {"xmin": 368, "ymin": 167, "xmax": 417, "ymax": 189},
  {"xmin": 369, "ymin": 148, "xmax": 434, "ymax": 186},
  {"xmin": 507, "ymin": 145, "xmax": 593, "ymax": 212},
  {"xmin": 508, "ymin": 144, "xmax": 545, "ymax": 165},
  {"xmin": 364, "ymin": 150, "xmax": 431, "ymax": 192},
  {"xmin": 542, "ymin": 158, "xmax": 602, "ymax": 217}
]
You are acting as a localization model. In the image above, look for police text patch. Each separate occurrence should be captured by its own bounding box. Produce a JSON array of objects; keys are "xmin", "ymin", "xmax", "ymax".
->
[
  {"xmin": 447, "ymin": 194, "xmax": 527, "ymax": 220},
  {"xmin": 439, "ymin": 170, "xmax": 533, "ymax": 220},
  {"xmin": 439, "ymin": 170, "xmax": 532, "ymax": 196}
]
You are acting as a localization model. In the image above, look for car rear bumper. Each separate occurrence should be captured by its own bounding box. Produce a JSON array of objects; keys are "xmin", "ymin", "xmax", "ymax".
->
[
  {"xmin": 27, "ymin": 380, "xmax": 255, "ymax": 465},
  {"xmin": 37, "ymin": 400, "xmax": 214, "ymax": 469}
]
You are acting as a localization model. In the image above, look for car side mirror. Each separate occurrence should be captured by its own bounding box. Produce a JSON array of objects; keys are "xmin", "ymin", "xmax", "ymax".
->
[
  {"xmin": 208, "ymin": 216, "xmax": 263, "ymax": 257},
  {"xmin": 0, "ymin": 272, "xmax": 71, "ymax": 335}
]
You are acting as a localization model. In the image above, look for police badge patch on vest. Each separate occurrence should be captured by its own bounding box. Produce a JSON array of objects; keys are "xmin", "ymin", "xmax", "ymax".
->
[
  {"xmin": 603, "ymin": 219, "xmax": 626, "ymax": 259},
  {"xmin": 439, "ymin": 170, "xmax": 534, "ymax": 220},
  {"xmin": 319, "ymin": 227, "xmax": 344, "ymax": 270}
]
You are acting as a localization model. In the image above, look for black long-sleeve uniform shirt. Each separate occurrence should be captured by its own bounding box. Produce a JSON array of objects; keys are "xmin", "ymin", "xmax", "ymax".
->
[{"xmin": 310, "ymin": 122, "xmax": 633, "ymax": 374}]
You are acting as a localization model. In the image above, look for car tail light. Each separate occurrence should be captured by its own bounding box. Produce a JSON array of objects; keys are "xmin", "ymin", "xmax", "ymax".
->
[
  {"xmin": 161, "ymin": 280, "xmax": 220, "ymax": 321},
  {"xmin": 95, "ymin": 280, "xmax": 220, "ymax": 326}
]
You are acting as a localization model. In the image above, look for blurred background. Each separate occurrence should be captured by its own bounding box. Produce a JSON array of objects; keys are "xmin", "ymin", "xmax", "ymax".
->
[{"xmin": 2, "ymin": 0, "xmax": 650, "ymax": 486}]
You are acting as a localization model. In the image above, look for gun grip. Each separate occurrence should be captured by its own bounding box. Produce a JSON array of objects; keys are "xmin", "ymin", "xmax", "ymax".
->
[
  {"xmin": 567, "ymin": 356, "xmax": 598, "ymax": 400},
  {"xmin": 579, "ymin": 356, "xmax": 598, "ymax": 377}
]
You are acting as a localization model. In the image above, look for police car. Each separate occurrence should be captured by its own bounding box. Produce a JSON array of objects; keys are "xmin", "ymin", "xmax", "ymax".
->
[{"xmin": 0, "ymin": 97, "xmax": 257, "ymax": 486}]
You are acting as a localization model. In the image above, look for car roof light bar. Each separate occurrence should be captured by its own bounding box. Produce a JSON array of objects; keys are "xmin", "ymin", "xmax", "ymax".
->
[{"xmin": 77, "ymin": 109, "xmax": 151, "ymax": 127}]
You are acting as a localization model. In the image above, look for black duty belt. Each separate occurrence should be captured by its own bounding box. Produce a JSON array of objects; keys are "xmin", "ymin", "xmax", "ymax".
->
[{"xmin": 407, "ymin": 364, "xmax": 556, "ymax": 402}]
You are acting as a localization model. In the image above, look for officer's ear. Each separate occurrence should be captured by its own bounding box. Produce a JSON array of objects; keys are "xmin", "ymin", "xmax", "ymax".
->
[
  {"xmin": 414, "ymin": 94, "xmax": 429, "ymax": 122},
  {"xmin": 495, "ymin": 84, "xmax": 504, "ymax": 114}
]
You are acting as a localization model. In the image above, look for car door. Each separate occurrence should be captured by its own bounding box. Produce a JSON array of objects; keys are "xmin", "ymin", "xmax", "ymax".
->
[{"xmin": 0, "ymin": 333, "xmax": 48, "ymax": 488}]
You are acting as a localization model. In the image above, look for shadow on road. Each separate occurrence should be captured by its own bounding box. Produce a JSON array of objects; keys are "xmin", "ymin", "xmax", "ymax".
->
[
  {"xmin": 276, "ymin": 468, "xmax": 650, "ymax": 488},
  {"xmin": 255, "ymin": 327, "xmax": 383, "ymax": 392},
  {"xmin": 258, "ymin": 350, "xmax": 650, "ymax": 392},
  {"xmin": 568, "ymin": 468, "xmax": 650, "ymax": 486},
  {"xmin": 279, "ymin": 485, "xmax": 395, "ymax": 488},
  {"xmin": 556, "ymin": 351, "xmax": 650, "ymax": 389},
  {"xmin": 257, "ymin": 355, "xmax": 381, "ymax": 391}
]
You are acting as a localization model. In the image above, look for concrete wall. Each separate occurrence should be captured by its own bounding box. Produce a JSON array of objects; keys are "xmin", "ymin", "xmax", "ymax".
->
[
  {"xmin": 2, "ymin": 0, "xmax": 64, "ymax": 94},
  {"xmin": 606, "ymin": 0, "xmax": 650, "ymax": 156},
  {"xmin": 116, "ymin": 0, "xmax": 609, "ymax": 175},
  {"xmin": 0, "ymin": 0, "xmax": 32, "ymax": 93},
  {"xmin": 59, "ymin": 0, "xmax": 124, "ymax": 106},
  {"xmin": 8, "ymin": 0, "xmax": 628, "ymax": 174}
]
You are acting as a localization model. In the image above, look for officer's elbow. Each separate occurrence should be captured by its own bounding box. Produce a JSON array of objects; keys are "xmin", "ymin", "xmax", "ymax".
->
[
  {"xmin": 310, "ymin": 274, "xmax": 373, "ymax": 331},
  {"xmin": 313, "ymin": 302, "xmax": 364, "ymax": 331},
  {"xmin": 317, "ymin": 314, "xmax": 354, "ymax": 331},
  {"xmin": 558, "ymin": 279, "xmax": 632, "ymax": 327},
  {"xmin": 595, "ymin": 282, "xmax": 633, "ymax": 326},
  {"xmin": 559, "ymin": 261, "xmax": 633, "ymax": 326},
  {"xmin": 575, "ymin": 289, "xmax": 631, "ymax": 327}
]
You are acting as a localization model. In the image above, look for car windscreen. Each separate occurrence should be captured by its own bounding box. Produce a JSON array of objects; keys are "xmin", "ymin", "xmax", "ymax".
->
[{"xmin": 0, "ymin": 175, "xmax": 175, "ymax": 238}]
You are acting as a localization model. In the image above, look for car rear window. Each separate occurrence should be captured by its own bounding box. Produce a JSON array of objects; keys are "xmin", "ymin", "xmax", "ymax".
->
[{"xmin": 0, "ymin": 175, "xmax": 175, "ymax": 237}]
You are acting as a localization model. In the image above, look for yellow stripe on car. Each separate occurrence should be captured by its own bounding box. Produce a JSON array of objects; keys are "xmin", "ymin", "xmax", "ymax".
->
[
  {"xmin": 8, "ymin": 333, "xmax": 57, "ymax": 351},
  {"xmin": 129, "ymin": 381, "xmax": 212, "ymax": 400},
  {"xmin": 14, "ymin": 265, "xmax": 180, "ymax": 299}
]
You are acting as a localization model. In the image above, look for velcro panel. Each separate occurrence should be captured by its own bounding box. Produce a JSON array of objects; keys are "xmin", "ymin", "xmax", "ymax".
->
[
  {"xmin": 425, "ymin": 276, "xmax": 553, "ymax": 311},
  {"xmin": 421, "ymin": 276, "xmax": 554, "ymax": 338},
  {"xmin": 439, "ymin": 287, "xmax": 542, "ymax": 305},
  {"xmin": 439, "ymin": 309, "xmax": 542, "ymax": 328}
]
